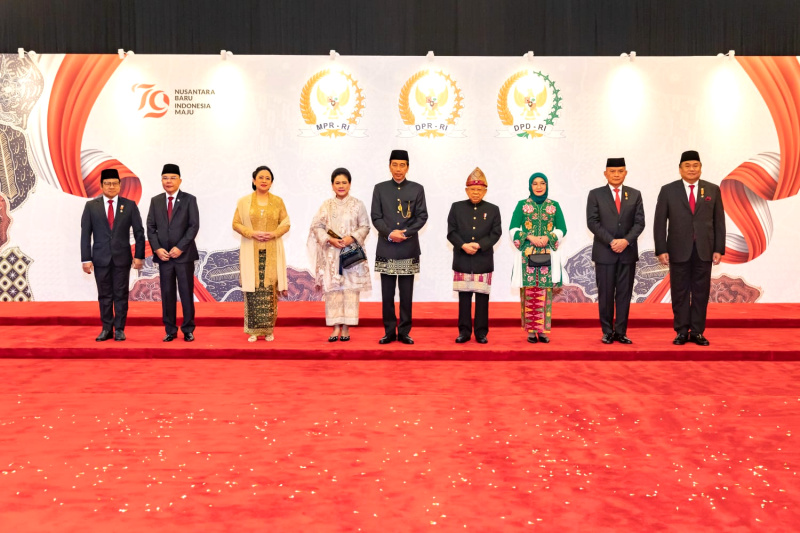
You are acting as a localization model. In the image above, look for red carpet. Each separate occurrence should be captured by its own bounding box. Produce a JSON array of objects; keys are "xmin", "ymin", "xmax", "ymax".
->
[
  {"xmin": 1, "ymin": 302, "xmax": 799, "ymax": 360},
  {"xmin": 2, "ymin": 303, "xmax": 799, "ymax": 530},
  {"xmin": 3, "ymin": 301, "xmax": 800, "ymax": 328},
  {"xmin": 1, "ymin": 359, "xmax": 798, "ymax": 532}
]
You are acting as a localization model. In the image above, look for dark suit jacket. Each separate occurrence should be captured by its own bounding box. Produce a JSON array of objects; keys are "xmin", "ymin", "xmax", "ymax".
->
[
  {"xmin": 146, "ymin": 190, "xmax": 200, "ymax": 264},
  {"xmin": 371, "ymin": 178, "xmax": 428, "ymax": 260},
  {"xmin": 586, "ymin": 184, "xmax": 645, "ymax": 264},
  {"xmin": 653, "ymin": 179, "xmax": 726, "ymax": 262},
  {"xmin": 447, "ymin": 199, "xmax": 502, "ymax": 273},
  {"xmin": 80, "ymin": 196, "xmax": 145, "ymax": 266}
]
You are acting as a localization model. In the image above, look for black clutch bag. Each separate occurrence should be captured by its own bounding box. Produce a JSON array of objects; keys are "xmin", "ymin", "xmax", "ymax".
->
[
  {"xmin": 527, "ymin": 253, "xmax": 551, "ymax": 268},
  {"xmin": 328, "ymin": 229, "xmax": 368, "ymax": 274}
]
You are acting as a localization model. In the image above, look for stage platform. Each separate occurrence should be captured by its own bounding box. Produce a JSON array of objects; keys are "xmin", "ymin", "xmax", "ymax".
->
[{"xmin": 1, "ymin": 302, "xmax": 798, "ymax": 360}]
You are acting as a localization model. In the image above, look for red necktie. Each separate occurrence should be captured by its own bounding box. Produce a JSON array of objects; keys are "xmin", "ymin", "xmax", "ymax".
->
[
  {"xmin": 614, "ymin": 188, "xmax": 621, "ymax": 213},
  {"xmin": 168, "ymin": 196, "xmax": 174, "ymax": 221},
  {"xmin": 107, "ymin": 199, "xmax": 114, "ymax": 229},
  {"xmin": 689, "ymin": 185, "xmax": 696, "ymax": 214}
]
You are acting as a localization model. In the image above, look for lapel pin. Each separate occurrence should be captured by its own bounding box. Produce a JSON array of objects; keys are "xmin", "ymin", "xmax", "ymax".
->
[
  {"xmin": 624, "ymin": 191, "xmax": 628, "ymax": 200},
  {"xmin": 700, "ymin": 187, "xmax": 704, "ymax": 197},
  {"xmin": 119, "ymin": 205, "xmax": 124, "ymax": 212},
  {"xmin": 483, "ymin": 213, "xmax": 487, "ymax": 220}
]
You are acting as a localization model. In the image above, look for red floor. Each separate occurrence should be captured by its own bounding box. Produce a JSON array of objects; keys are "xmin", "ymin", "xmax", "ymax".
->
[
  {"xmin": 2, "ymin": 302, "xmax": 800, "ymax": 360},
  {"xmin": 2, "ymin": 325, "xmax": 800, "ymax": 361},
  {"xmin": 3, "ymin": 302, "xmax": 800, "ymax": 328},
  {"xmin": 1, "ymin": 360, "xmax": 798, "ymax": 532}
]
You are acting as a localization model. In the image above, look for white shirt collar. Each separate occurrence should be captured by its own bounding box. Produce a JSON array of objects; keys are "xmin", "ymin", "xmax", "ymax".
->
[
  {"xmin": 682, "ymin": 179, "xmax": 699, "ymax": 198},
  {"xmin": 608, "ymin": 183, "xmax": 623, "ymax": 195}
]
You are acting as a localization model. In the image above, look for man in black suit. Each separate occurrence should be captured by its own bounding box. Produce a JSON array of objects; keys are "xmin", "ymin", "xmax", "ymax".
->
[
  {"xmin": 371, "ymin": 149, "xmax": 428, "ymax": 345},
  {"xmin": 447, "ymin": 167, "xmax": 502, "ymax": 344},
  {"xmin": 586, "ymin": 158, "xmax": 646, "ymax": 344},
  {"xmin": 653, "ymin": 150, "xmax": 726, "ymax": 346},
  {"xmin": 80, "ymin": 168, "xmax": 145, "ymax": 341},
  {"xmin": 146, "ymin": 164, "xmax": 200, "ymax": 342}
]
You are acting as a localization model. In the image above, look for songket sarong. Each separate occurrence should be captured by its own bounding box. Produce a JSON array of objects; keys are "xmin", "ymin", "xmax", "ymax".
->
[
  {"xmin": 453, "ymin": 272, "xmax": 492, "ymax": 294},
  {"xmin": 244, "ymin": 250, "xmax": 277, "ymax": 335},
  {"xmin": 520, "ymin": 287, "xmax": 552, "ymax": 333},
  {"xmin": 374, "ymin": 256, "xmax": 420, "ymax": 275},
  {"xmin": 324, "ymin": 289, "xmax": 360, "ymax": 326}
]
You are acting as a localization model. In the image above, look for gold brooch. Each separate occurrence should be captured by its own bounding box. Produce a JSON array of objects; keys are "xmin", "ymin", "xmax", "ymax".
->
[
  {"xmin": 624, "ymin": 191, "xmax": 628, "ymax": 200},
  {"xmin": 700, "ymin": 187, "xmax": 704, "ymax": 197},
  {"xmin": 120, "ymin": 205, "xmax": 124, "ymax": 212}
]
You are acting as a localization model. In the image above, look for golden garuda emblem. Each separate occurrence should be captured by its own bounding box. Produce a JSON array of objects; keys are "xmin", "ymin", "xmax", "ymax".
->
[
  {"xmin": 299, "ymin": 69, "xmax": 366, "ymax": 138},
  {"xmin": 415, "ymin": 85, "xmax": 449, "ymax": 119},
  {"xmin": 316, "ymin": 84, "xmax": 351, "ymax": 119},
  {"xmin": 514, "ymin": 85, "xmax": 547, "ymax": 119},
  {"xmin": 398, "ymin": 69, "xmax": 464, "ymax": 138}
]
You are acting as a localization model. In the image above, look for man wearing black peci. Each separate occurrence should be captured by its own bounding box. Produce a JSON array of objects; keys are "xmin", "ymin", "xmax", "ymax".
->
[
  {"xmin": 146, "ymin": 164, "xmax": 200, "ymax": 342},
  {"xmin": 586, "ymin": 158, "xmax": 645, "ymax": 344},
  {"xmin": 370, "ymin": 149, "xmax": 428, "ymax": 344},
  {"xmin": 80, "ymin": 168, "xmax": 145, "ymax": 341},
  {"xmin": 653, "ymin": 150, "xmax": 726, "ymax": 346},
  {"xmin": 447, "ymin": 167, "xmax": 502, "ymax": 344}
]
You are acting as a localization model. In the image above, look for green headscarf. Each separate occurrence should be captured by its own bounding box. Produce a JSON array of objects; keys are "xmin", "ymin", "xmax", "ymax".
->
[{"xmin": 528, "ymin": 172, "xmax": 549, "ymax": 204}]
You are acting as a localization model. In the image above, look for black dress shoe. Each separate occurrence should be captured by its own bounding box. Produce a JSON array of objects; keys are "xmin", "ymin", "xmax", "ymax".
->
[
  {"xmin": 163, "ymin": 334, "xmax": 176, "ymax": 342},
  {"xmin": 339, "ymin": 336, "xmax": 350, "ymax": 342},
  {"xmin": 673, "ymin": 333, "xmax": 688, "ymax": 345},
  {"xmin": 328, "ymin": 335, "xmax": 339, "ymax": 342},
  {"xmin": 96, "ymin": 329, "xmax": 113, "ymax": 342},
  {"xmin": 527, "ymin": 333, "xmax": 538, "ymax": 343},
  {"xmin": 114, "ymin": 330, "xmax": 126, "ymax": 342},
  {"xmin": 378, "ymin": 334, "xmax": 396, "ymax": 344},
  {"xmin": 184, "ymin": 332, "xmax": 194, "ymax": 342},
  {"xmin": 601, "ymin": 333, "xmax": 614, "ymax": 344},
  {"xmin": 614, "ymin": 333, "xmax": 633, "ymax": 344},
  {"xmin": 475, "ymin": 336, "xmax": 488, "ymax": 344},
  {"xmin": 689, "ymin": 333, "xmax": 710, "ymax": 346},
  {"xmin": 398, "ymin": 334, "xmax": 414, "ymax": 345},
  {"xmin": 537, "ymin": 333, "xmax": 550, "ymax": 343},
  {"xmin": 455, "ymin": 335, "xmax": 470, "ymax": 344}
]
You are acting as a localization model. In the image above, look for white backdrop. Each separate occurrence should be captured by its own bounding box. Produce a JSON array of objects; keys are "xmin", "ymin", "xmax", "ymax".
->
[{"xmin": 1, "ymin": 53, "xmax": 797, "ymax": 302}]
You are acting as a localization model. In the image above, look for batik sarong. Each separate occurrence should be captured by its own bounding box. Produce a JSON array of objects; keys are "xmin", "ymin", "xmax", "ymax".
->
[{"xmin": 244, "ymin": 250, "xmax": 277, "ymax": 335}]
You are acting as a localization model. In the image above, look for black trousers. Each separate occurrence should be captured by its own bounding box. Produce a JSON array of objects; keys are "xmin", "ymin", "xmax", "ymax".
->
[
  {"xmin": 595, "ymin": 261, "xmax": 636, "ymax": 335},
  {"xmin": 158, "ymin": 260, "xmax": 196, "ymax": 335},
  {"xmin": 458, "ymin": 291, "xmax": 489, "ymax": 338},
  {"xmin": 380, "ymin": 273, "xmax": 414, "ymax": 336},
  {"xmin": 669, "ymin": 244, "xmax": 712, "ymax": 335},
  {"xmin": 94, "ymin": 261, "xmax": 131, "ymax": 331}
]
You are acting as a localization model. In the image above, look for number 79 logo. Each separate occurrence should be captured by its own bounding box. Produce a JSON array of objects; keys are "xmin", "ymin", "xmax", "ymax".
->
[{"xmin": 132, "ymin": 84, "xmax": 170, "ymax": 118}]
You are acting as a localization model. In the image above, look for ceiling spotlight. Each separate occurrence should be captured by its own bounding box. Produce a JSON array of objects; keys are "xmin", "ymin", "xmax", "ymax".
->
[
  {"xmin": 126, "ymin": 50, "xmax": 135, "ymax": 57},
  {"xmin": 18, "ymin": 48, "xmax": 24, "ymax": 59},
  {"xmin": 620, "ymin": 51, "xmax": 636, "ymax": 61},
  {"xmin": 523, "ymin": 51, "xmax": 534, "ymax": 62},
  {"xmin": 426, "ymin": 50, "xmax": 435, "ymax": 61},
  {"xmin": 220, "ymin": 50, "xmax": 233, "ymax": 60},
  {"xmin": 118, "ymin": 48, "xmax": 125, "ymax": 59},
  {"xmin": 329, "ymin": 49, "xmax": 339, "ymax": 61}
]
